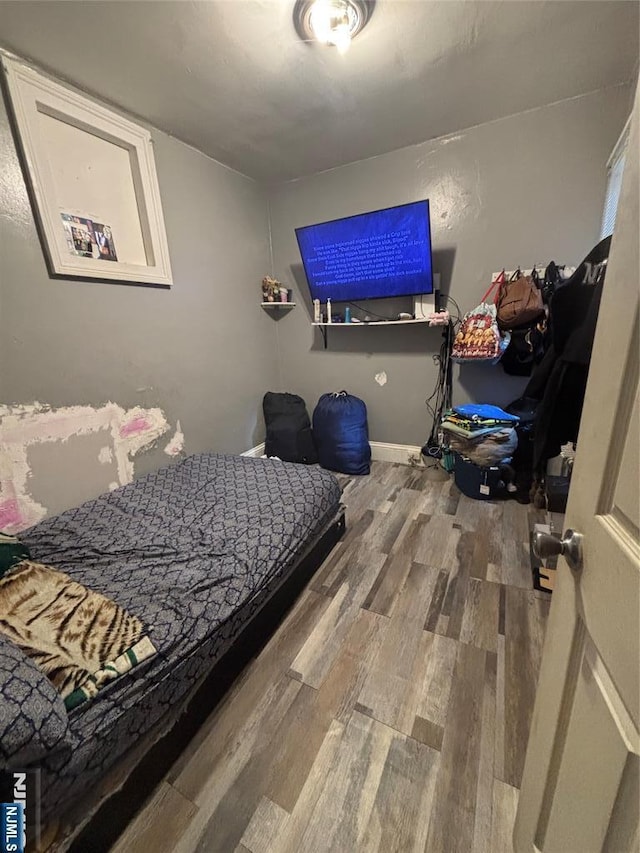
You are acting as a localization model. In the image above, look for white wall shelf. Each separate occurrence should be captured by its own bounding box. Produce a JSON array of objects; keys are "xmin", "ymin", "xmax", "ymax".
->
[
  {"xmin": 261, "ymin": 302, "xmax": 296, "ymax": 308},
  {"xmin": 312, "ymin": 316, "xmax": 449, "ymax": 349},
  {"xmin": 312, "ymin": 318, "xmax": 431, "ymax": 327}
]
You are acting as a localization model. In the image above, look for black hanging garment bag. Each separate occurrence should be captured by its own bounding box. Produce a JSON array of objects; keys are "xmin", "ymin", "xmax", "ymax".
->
[
  {"xmin": 526, "ymin": 235, "xmax": 612, "ymax": 474},
  {"xmin": 263, "ymin": 392, "xmax": 318, "ymax": 464}
]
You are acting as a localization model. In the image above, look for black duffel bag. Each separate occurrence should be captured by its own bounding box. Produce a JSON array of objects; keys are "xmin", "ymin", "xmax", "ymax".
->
[{"xmin": 263, "ymin": 392, "xmax": 317, "ymax": 464}]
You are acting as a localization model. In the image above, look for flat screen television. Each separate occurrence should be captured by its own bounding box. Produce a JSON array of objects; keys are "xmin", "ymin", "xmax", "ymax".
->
[{"xmin": 295, "ymin": 200, "xmax": 433, "ymax": 303}]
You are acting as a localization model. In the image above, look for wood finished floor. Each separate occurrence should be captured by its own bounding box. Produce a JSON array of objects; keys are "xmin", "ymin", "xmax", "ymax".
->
[{"xmin": 111, "ymin": 461, "xmax": 551, "ymax": 853}]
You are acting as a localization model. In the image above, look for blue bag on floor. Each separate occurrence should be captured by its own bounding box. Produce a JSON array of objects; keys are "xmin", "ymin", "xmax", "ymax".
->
[{"xmin": 313, "ymin": 391, "xmax": 371, "ymax": 475}]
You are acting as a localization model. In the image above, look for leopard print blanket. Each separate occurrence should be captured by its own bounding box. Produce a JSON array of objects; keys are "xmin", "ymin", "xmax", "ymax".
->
[{"xmin": 0, "ymin": 560, "xmax": 156, "ymax": 710}]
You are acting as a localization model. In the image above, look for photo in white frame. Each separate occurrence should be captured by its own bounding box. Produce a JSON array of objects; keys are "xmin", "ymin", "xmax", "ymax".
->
[{"xmin": 2, "ymin": 56, "xmax": 173, "ymax": 286}]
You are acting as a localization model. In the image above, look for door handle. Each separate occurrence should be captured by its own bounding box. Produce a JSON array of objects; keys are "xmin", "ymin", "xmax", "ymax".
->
[{"xmin": 533, "ymin": 529, "xmax": 584, "ymax": 572}]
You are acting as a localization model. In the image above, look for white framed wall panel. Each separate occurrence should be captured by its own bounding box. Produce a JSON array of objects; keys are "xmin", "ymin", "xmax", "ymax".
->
[{"xmin": 2, "ymin": 56, "xmax": 173, "ymax": 285}]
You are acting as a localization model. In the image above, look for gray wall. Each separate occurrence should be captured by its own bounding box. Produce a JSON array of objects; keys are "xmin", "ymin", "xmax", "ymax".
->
[
  {"xmin": 0, "ymin": 76, "xmax": 632, "ymax": 468},
  {"xmin": 268, "ymin": 85, "xmax": 631, "ymax": 446},
  {"xmin": 0, "ymin": 92, "xmax": 277, "ymax": 469}
]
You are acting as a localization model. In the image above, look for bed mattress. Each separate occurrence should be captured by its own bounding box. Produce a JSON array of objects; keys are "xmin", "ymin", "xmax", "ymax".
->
[{"xmin": 19, "ymin": 453, "xmax": 341, "ymax": 821}]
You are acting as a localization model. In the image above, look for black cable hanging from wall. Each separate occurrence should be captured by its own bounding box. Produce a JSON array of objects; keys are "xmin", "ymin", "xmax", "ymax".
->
[{"xmin": 422, "ymin": 294, "xmax": 459, "ymax": 460}]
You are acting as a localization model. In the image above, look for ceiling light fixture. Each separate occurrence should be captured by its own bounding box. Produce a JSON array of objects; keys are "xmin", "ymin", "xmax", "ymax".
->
[{"xmin": 293, "ymin": 0, "xmax": 374, "ymax": 54}]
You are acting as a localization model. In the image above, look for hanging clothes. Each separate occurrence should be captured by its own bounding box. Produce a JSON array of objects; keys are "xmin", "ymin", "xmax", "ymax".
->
[
  {"xmin": 525, "ymin": 235, "xmax": 612, "ymax": 474},
  {"xmin": 501, "ymin": 263, "xmax": 568, "ymax": 377}
]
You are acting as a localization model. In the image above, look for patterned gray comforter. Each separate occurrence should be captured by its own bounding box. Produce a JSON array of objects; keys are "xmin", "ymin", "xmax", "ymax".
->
[{"xmin": 17, "ymin": 453, "xmax": 341, "ymax": 821}]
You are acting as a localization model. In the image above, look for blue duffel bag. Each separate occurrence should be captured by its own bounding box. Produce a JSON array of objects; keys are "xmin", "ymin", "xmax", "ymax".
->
[{"xmin": 312, "ymin": 391, "xmax": 371, "ymax": 475}]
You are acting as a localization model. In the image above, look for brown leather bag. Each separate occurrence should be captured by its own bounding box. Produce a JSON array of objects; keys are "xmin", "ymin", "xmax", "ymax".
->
[{"xmin": 496, "ymin": 271, "xmax": 544, "ymax": 329}]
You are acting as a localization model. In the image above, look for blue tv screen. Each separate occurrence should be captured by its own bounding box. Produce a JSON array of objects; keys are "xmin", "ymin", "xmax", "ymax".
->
[{"xmin": 295, "ymin": 200, "xmax": 433, "ymax": 302}]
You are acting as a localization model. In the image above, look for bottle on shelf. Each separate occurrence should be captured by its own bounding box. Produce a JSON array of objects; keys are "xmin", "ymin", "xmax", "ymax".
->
[
  {"xmin": 326, "ymin": 298, "xmax": 332, "ymax": 324},
  {"xmin": 313, "ymin": 299, "xmax": 321, "ymax": 323}
]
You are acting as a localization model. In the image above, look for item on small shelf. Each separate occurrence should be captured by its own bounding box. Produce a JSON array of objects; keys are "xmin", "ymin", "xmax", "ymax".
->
[
  {"xmin": 326, "ymin": 298, "xmax": 332, "ymax": 323},
  {"xmin": 428, "ymin": 310, "xmax": 450, "ymax": 326},
  {"xmin": 279, "ymin": 287, "xmax": 288, "ymax": 303},
  {"xmin": 344, "ymin": 306, "xmax": 351, "ymax": 323},
  {"xmin": 262, "ymin": 275, "xmax": 281, "ymax": 303},
  {"xmin": 313, "ymin": 299, "xmax": 321, "ymax": 323}
]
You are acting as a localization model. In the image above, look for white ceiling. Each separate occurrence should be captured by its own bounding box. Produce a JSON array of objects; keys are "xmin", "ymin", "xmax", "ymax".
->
[{"xmin": 0, "ymin": 1, "xmax": 637, "ymax": 181}]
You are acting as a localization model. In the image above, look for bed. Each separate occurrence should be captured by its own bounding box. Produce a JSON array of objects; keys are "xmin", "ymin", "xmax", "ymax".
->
[{"xmin": 1, "ymin": 453, "xmax": 343, "ymax": 849}]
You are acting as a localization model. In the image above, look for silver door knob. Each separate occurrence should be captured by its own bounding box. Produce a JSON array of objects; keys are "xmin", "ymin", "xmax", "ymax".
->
[{"xmin": 533, "ymin": 529, "xmax": 583, "ymax": 572}]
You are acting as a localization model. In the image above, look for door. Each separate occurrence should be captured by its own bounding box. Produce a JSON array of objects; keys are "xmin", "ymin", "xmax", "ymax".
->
[{"xmin": 514, "ymin": 84, "xmax": 640, "ymax": 852}]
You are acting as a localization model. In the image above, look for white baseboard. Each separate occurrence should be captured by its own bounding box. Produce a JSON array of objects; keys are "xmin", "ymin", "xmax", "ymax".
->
[
  {"xmin": 242, "ymin": 440, "xmax": 423, "ymax": 467},
  {"xmin": 241, "ymin": 442, "xmax": 266, "ymax": 458},
  {"xmin": 369, "ymin": 441, "xmax": 424, "ymax": 466}
]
